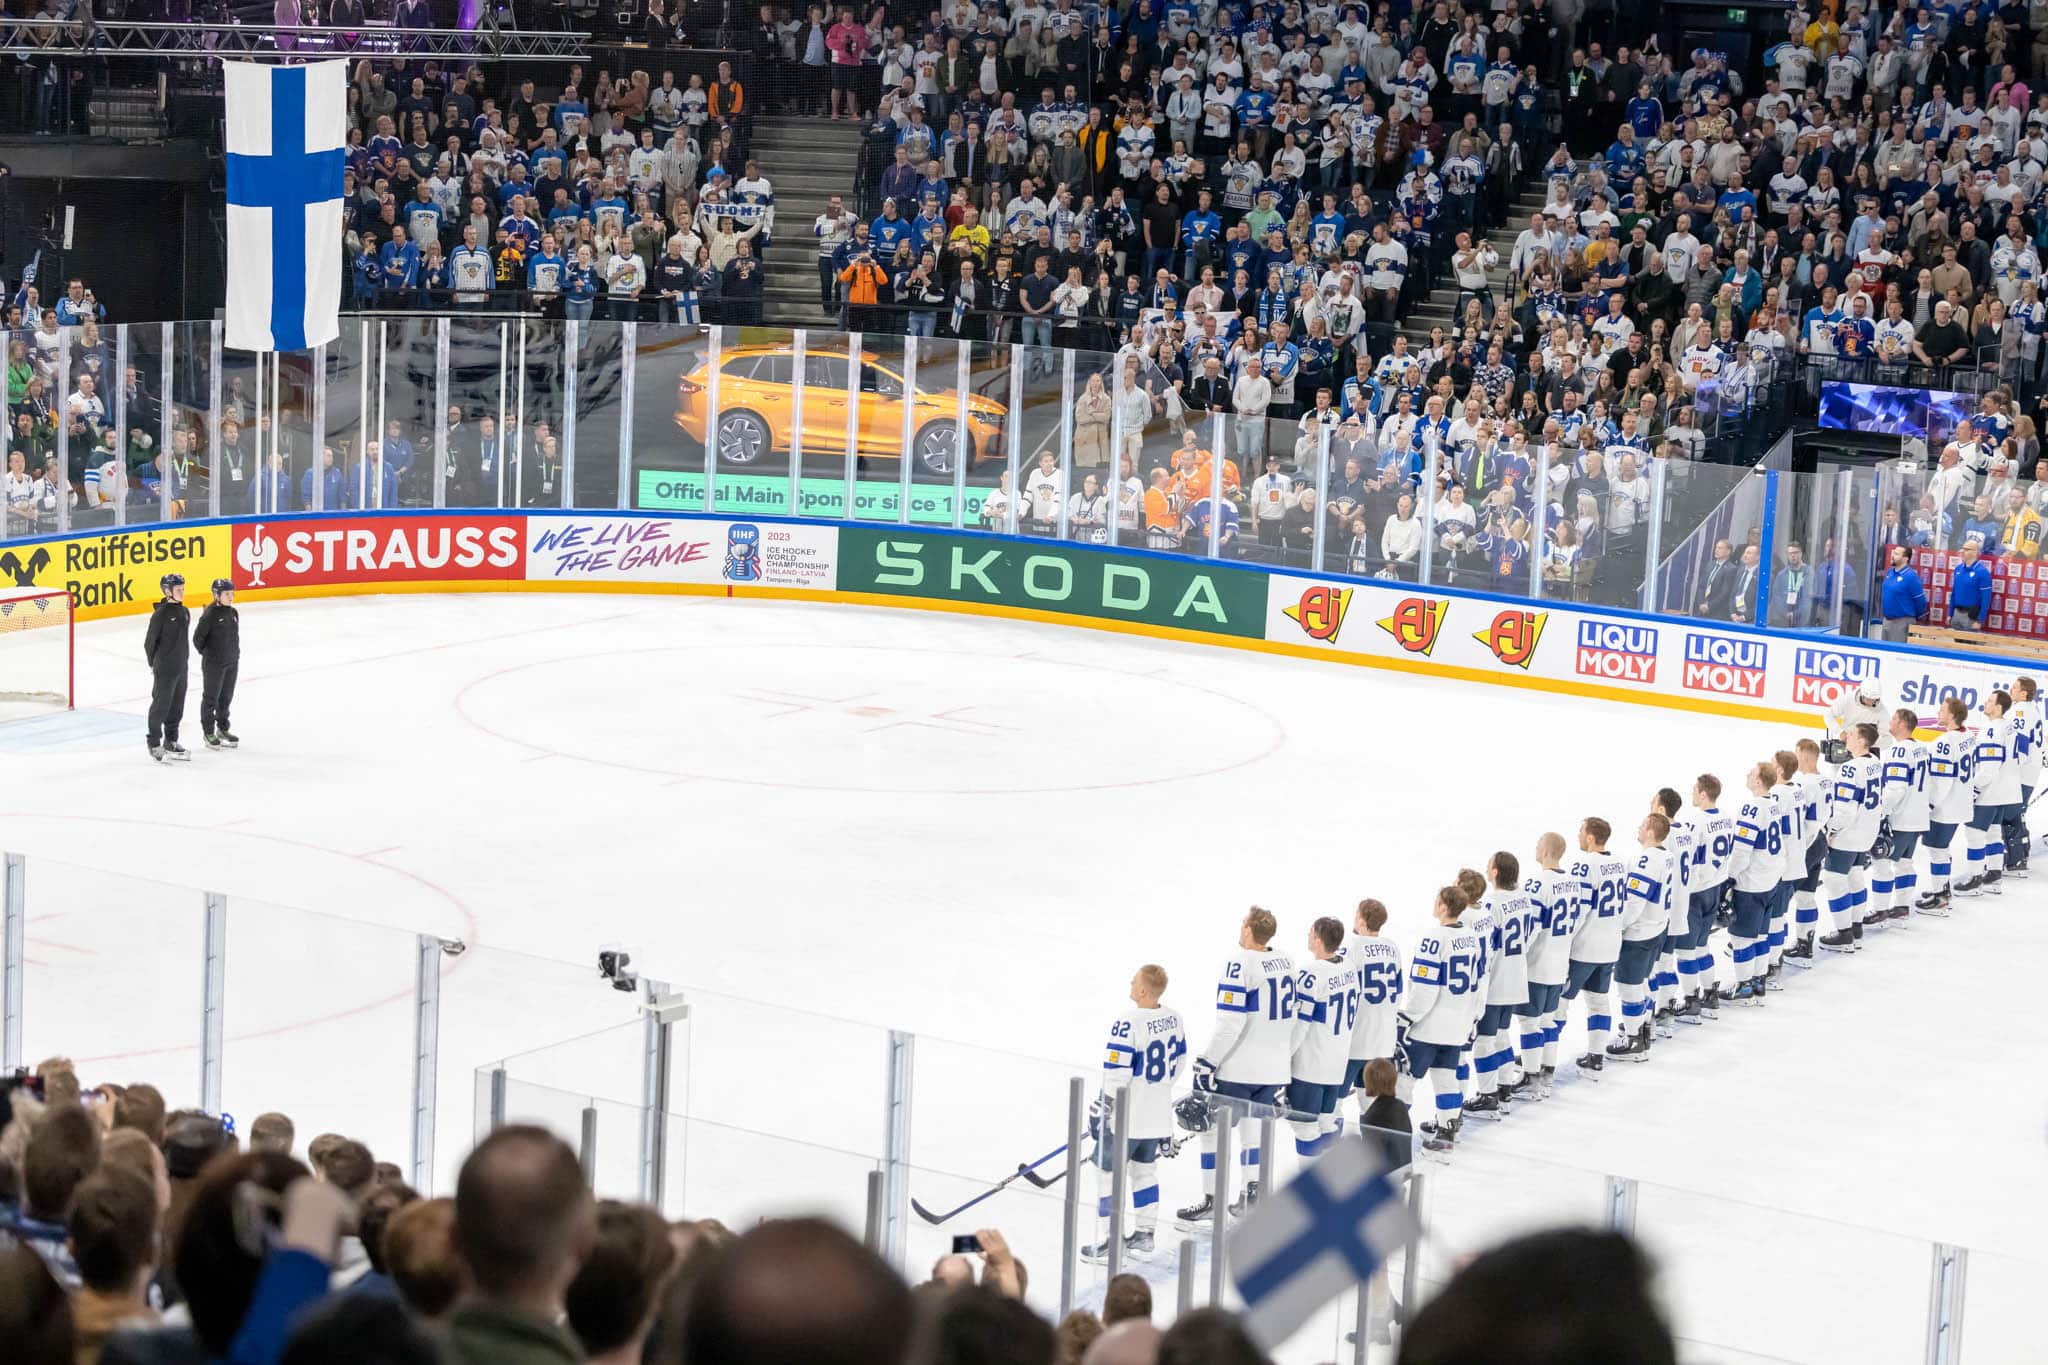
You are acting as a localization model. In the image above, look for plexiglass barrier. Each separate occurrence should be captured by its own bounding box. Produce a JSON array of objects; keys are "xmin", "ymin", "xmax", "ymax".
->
[
  {"xmin": 0, "ymin": 314, "xmax": 1972, "ymax": 636},
  {"xmin": 0, "ymin": 843, "xmax": 2036, "ymax": 1361}
]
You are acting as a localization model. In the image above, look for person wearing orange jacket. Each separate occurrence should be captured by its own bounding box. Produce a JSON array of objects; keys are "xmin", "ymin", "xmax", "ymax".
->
[
  {"xmin": 709, "ymin": 60, "xmax": 748, "ymax": 159},
  {"xmin": 837, "ymin": 248, "xmax": 889, "ymax": 332}
]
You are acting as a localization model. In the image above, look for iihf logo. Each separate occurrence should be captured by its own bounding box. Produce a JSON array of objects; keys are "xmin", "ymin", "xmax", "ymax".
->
[{"xmin": 724, "ymin": 523, "xmax": 762, "ymax": 582}]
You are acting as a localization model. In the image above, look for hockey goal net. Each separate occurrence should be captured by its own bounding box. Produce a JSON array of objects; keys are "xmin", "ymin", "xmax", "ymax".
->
[{"xmin": 0, "ymin": 587, "xmax": 73, "ymax": 713}]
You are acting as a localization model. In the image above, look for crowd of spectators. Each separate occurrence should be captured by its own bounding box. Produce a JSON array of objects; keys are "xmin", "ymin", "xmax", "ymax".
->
[
  {"xmin": 340, "ymin": 55, "xmax": 775, "ymax": 322},
  {"xmin": 0, "ymin": 1055, "xmax": 1681, "ymax": 1365}
]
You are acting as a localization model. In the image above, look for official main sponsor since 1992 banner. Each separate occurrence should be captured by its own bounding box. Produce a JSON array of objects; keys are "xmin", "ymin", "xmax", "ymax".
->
[
  {"xmin": 1791, "ymin": 646, "xmax": 1879, "ymax": 708},
  {"xmin": 836, "ymin": 526, "xmax": 1267, "ymax": 638},
  {"xmin": 637, "ymin": 469, "xmax": 991, "ymax": 525},
  {"xmin": 1574, "ymin": 621, "xmax": 1658, "ymax": 684},
  {"xmin": 234, "ymin": 517, "xmax": 525, "ymax": 589},
  {"xmin": 0, "ymin": 527, "xmax": 230, "ymax": 617},
  {"xmin": 1682, "ymin": 633, "xmax": 1768, "ymax": 698},
  {"xmin": 524, "ymin": 515, "xmax": 837, "ymax": 589}
]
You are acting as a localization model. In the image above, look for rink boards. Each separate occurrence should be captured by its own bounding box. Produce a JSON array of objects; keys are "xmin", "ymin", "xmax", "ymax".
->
[{"xmin": 7, "ymin": 509, "xmax": 2032, "ymax": 727}]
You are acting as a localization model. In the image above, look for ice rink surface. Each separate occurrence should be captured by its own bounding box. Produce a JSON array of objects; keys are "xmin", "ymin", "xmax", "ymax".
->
[{"xmin": 3, "ymin": 591, "xmax": 2043, "ymax": 1363}]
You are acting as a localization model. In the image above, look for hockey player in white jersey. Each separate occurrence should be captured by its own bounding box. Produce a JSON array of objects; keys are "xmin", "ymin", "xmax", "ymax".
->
[
  {"xmin": 1966, "ymin": 690, "xmax": 2023, "ymax": 896},
  {"xmin": 1563, "ymin": 817, "xmax": 1631, "ymax": 1073},
  {"xmin": 1649, "ymin": 789, "xmax": 1696, "ymax": 1027},
  {"xmin": 1288, "ymin": 918, "xmax": 1359, "ymax": 1158},
  {"xmin": 1513, "ymin": 833, "xmax": 1579, "ymax": 1094},
  {"xmin": 1999, "ymin": 676, "xmax": 2040, "ymax": 876},
  {"xmin": 1876, "ymin": 709, "xmax": 1931, "ymax": 923},
  {"xmin": 1725, "ymin": 762, "xmax": 1786, "ymax": 997},
  {"xmin": 1677, "ymin": 775, "xmax": 1736, "ymax": 1020},
  {"xmin": 1341, "ymin": 899, "xmax": 1404, "ymax": 1114},
  {"xmin": 1608, "ymin": 813, "xmax": 1673, "ymax": 1060},
  {"xmin": 1921, "ymin": 697, "xmax": 1976, "ymax": 914},
  {"xmin": 1819, "ymin": 724, "xmax": 1883, "ymax": 950},
  {"xmin": 1401, "ymin": 885, "xmax": 1485, "ymax": 1153},
  {"xmin": 1451, "ymin": 868, "xmax": 1496, "ymax": 1109},
  {"xmin": 1086, "ymin": 964, "xmax": 1187, "ymax": 1260},
  {"xmin": 1780, "ymin": 740, "xmax": 1830, "ymax": 961},
  {"xmin": 1464, "ymin": 852, "xmax": 1534, "ymax": 1117},
  {"xmin": 1761, "ymin": 770, "xmax": 1799, "ymax": 978},
  {"xmin": 1178, "ymin": 907, "xmax": 1297, "ymax": 1223}
]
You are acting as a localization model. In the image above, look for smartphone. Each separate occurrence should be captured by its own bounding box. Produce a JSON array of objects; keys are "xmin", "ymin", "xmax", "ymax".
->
[{"xmin": 951, "ymin": 1234, "xmax": 983, "ymax": 1254}]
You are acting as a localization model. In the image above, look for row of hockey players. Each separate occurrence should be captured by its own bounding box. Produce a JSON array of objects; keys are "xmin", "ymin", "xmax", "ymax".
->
[{"xmin": 1082, "ymin": 681, "xmax": 2039, "ymax": 1258}]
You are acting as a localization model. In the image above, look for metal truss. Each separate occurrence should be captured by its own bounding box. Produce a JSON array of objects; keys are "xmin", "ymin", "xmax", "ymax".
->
[{"xmin": 0, "ymin": 19, "xmax": 588, "ymax": 61}]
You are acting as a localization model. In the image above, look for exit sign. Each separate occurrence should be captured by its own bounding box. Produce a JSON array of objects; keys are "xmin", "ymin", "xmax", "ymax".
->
[{"xmin": 1726, "ymin": 6, "xmax": 1746, "ymax": 16}]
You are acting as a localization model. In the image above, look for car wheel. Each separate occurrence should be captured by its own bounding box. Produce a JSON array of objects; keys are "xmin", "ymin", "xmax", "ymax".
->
[
  {"xmin": 716, "ymin": 410, "xmax": 773, "ymax": 466},
  {"xmin": 913, "ymin": 421, "xmax": 959, "ymax": 477}
]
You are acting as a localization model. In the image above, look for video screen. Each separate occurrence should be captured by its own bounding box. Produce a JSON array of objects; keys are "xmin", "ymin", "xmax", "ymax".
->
[{"xmin": 1818, "ymin": 381, "xmax": 1976, "ymax": 443}]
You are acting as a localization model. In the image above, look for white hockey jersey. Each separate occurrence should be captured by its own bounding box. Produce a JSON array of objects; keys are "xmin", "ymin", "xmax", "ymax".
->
[
  {"xmin": 1462, "ymin": 898, "xmax": 1498, "ymax": 994},
  {"xmin": 1521, "ymin": 866, "xmax": 1581, "ymax": 986},
  {"xmin": 1402, "ymin": 923, "xmax": 1484, "ymax": 1046},
  {"xmin": 1880, "ymin": 738, "xmax": 1932, "ymax": 833},
  {"xmin": 1662, "ymin": 814, "xmax": 1699, "ymax": 934},
  {"xmin": 1102, "ymin": 1004, "xmax": 1188, "ymax": 1140},
  {"xmin": 1791, "ymin": 770, "xmax": 1828, "ymax": 849},
  {"xmin": 1728, "ymin": 795, "xmax": 1785, "ymax": 892},
  {"xmin": 2011, "ymin": 699, "xmax": 2044, "ymax": 786},
  {"xmin": 1621, "ymin": 845, "xmax": 1674, "ymax": 940},
  {"xmin": 1928, "ymin": 731, "xmax": 1978, "ymax": 825},
  {"xmin": 1291, "ymin": 955, "xmax": 1360, "ymax": 1084},
  {"xmin": 1566, "ymin": 848, "xmax": 1632, "ymax": 964},
  {"xmin": 1480, "ymin": 886, "xmax": 1535, "ymax": 1007},
  {"xmin": 1826, "ymin": 755, "xmax": 1884, "ymax": 852},
  {"xmin": 1690, "ymin": 804, "xmax": 1737, "ymax": 893},
  {"xmin": 1974, "ymin": 717, "xmax": 2023, "ymax": 806},
  {"xmin": 1766, "ymin": 789, "xmax": 1798, "ymax": 882},
  {"xmin": 1341, "ymin": 934, "xmax": 1404, "ymax": 1062},
  {"xmin": 1206, "ymin": 946, "xmax": 1299, "ymax": 1086}
]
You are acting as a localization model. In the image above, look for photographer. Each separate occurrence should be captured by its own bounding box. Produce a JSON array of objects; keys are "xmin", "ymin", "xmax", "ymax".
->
[
  {"xmin": 836, "ymin": 245, "xmax": 888, "ymax": 333},
  {"xmin": 1825, "ymin": 681, "xmax": 1885, "ymax": 746}
]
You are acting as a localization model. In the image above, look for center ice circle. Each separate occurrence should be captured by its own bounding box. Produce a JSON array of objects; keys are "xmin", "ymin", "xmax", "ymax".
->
[{"xmin": 455, "ymin": 641, "xmax": 1285, "ymax": 794}]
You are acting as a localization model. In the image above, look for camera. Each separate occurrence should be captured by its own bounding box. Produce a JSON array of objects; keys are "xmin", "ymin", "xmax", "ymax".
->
[
  {"xmin": 598, "ymin": 949, "xmax": 639, "ymax": 994},
  {"xmin": 1822, "ymin": 737, "xmax": 1850, "ymax": 766}
]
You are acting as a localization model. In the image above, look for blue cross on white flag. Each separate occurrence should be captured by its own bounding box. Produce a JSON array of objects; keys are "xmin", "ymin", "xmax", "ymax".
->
[
  {"xmin": 1228, "ymin": 1137, "xmax": 1417, "ymax": 1349},
  {"xmin": 224, "ymin": 60, "xmax": 346, "ymax": 353}
]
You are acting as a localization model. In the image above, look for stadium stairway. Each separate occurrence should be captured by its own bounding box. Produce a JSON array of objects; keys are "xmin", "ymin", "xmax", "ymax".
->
[
  {"xmin": 755, "ymin": 115, "xmax": 866, "ymax": 329},
  {"xmin": 1397, "ymin": 179, "xmax": 1552, "ymax": 349}
]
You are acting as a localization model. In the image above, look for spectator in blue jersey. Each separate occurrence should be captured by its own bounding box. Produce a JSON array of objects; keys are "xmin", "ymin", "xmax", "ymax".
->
[
  {"xmin": 55, "ymin": 279, "xmax": 103, "ymax": 327},
  {"xmin": 1178, "ymin": 189, "xmax": 1222, "ymax": 280},
  {"xmin": 301, "ymin": 445, "xmax": 342, "ymax": 510},
  {"xmin": 344, "ymin": 439, "xmax": 401, "ymax": 509},
  {"xmin": 1960, "ymin": 496, "xmax": 2004, "ymax": 556},
  {"xmin": 562, "ymin": 244, "xmax": 600, "ymax": 323},
  {"xmin": 378, "ymin": 226, "xmax": 422, "ymax": 301},
  {"xmin": 1949, "ymin": 540, "xmax": 1993, "ymax": 631},
  {"xmin": 1879, "ymin": 546, "xmax": 1928, "ymax": 643}
]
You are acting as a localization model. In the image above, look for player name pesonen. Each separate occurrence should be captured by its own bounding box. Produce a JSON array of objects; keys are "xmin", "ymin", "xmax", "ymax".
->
[{"xmin": 65, "ymin": 532, "xmax": 210, "ymax": 571}]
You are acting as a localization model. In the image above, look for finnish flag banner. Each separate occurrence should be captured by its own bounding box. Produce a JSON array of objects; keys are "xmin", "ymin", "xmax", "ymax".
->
[
  {"xmin": 225, "ymin": 61, "xmax": 346, "ymax": 353},
  {"xmin": 1228, "ymin": 1137, "xmax": 1417, "ymax": 1348}
]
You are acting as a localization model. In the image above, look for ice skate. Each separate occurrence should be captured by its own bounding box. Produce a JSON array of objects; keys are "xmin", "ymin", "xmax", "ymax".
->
[{"xmin": 1818, "ymin": 930, "xmax": 1857, "ymax": 953}]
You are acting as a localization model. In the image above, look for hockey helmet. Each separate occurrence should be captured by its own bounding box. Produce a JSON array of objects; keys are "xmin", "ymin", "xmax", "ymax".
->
[
  {"xmin": 160, "ymin": 573, "xmax": 185, "ymax": 592},
  {"xmin": 1173, "ymin": 1093, "xmax": 1213, "ymax": 1134},
  {"xmin": 211, "ymin": 578, "xmax": 235, "ymax": 596}
]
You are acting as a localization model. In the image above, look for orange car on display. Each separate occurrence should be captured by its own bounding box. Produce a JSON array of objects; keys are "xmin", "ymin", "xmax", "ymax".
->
[{"xmin": 674, "ymin": 343, "xmax": 1008, "ymax": 477}]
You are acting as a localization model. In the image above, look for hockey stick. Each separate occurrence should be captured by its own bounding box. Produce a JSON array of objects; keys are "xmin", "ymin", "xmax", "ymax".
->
[
  {"xmin": 1020, "ymin": 1142, "xmax": 1096, "ymax": 1187},
  {"xmin": 910, "ymin": 1143, "xmax": 1069, "ymax": 1224}
]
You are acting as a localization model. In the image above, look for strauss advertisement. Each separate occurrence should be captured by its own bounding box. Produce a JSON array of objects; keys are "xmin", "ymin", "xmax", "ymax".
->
[{"xmin": 233, "ymin": 517, "xmax": 526, "ymax": 589}]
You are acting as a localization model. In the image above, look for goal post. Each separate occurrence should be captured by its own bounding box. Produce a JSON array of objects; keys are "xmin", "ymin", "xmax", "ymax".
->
[{"xmin": 0, "ymin": 587, "xmax": 74, "ymax": 712}]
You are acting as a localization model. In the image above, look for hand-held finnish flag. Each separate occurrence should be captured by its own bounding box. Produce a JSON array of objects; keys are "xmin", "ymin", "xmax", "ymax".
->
[
  {"xmin": 225, "ymin": 61, "xmax": 346, "ymax": 353},
  {"xmin": 1227, "ymin": 1137, "xmax": 1417, "ymax": 1349}
]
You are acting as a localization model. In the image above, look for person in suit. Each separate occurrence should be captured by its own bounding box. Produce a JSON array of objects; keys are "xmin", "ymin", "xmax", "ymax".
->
[
  {"xmin": 1356, "ymin": 1056, "xmax": 1411, "ymax": 1348},
  {"xmin": 1357, "ymin": 1057, "xmax": 1411, "ymax": 1173},
  {"xmin": 1184, "ymin": 355, "xmax": 1233, "ymax": 415},
  {"xmin": 1697, "ymin": 537, "xmax": 1738, "ymax": 619},
  {"xmin": 1730, "ymin": 542, "xmax": 1762, "ymax": 623}
]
